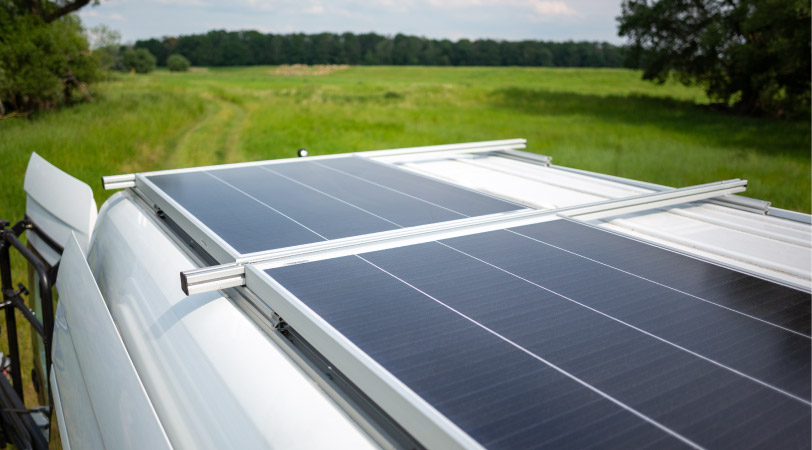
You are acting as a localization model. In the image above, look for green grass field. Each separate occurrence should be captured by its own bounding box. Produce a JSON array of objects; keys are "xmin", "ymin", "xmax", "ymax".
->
[
  {"xmin": 0, "ymin": 65, "xmax": 810, "ymax": 406},
  {"xmin": 2, "ymin": 66, "xmax": 809, "ymax": 219}
]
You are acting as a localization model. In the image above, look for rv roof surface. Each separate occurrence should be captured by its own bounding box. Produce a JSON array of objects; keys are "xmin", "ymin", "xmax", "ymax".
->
[{"xmin": 116, "ymin": 141, "xmax": 810, "ymax": 449}]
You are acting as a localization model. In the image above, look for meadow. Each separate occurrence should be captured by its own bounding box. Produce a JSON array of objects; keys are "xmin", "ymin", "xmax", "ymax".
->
[
  {"xmin": 0, "ymin": 65, "xmax": 810, "ymax": 404},
  {"xmin": 2, "ymin": 66, "xmax": 809, "ymax": 220}
]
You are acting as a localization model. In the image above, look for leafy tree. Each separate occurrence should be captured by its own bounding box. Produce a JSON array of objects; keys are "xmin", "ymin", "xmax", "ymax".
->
[
  {"xmin": 618, "ymin": 0, "xmax": 811, "ymax": 116},
  {"xmin": 0, "ymin": 0, "xmax": 99, "ymax": 113},
  {"xmin": 87, "ymin": 25, "xmax": 121, "ymax": 73},
  {"xmin": 122, "ymin": 48, "xmax": 156, "ymax": 74},
  {"xmin": 0, "ymin": 14, "xmax": 98, "ymax": 113},
  {"xmin": 167, "ymin": 54, "xmax": 190, "ymax": 72},
  {"xmin": 135, "ymin": 38, "xmax": 167, "ymax": 66}
]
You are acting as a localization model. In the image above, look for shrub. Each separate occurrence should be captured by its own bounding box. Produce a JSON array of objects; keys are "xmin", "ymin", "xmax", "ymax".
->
[
  {"xmin": 122, "ymin": 48, "xmax": 156, "ymax": 74},
  {"xmin": 0, "ymin": 12, "xmax": 100, "ymax": 113},
  {"xmin": 167, "ymin": 54, "xmax": 191, "ymax": 72}
]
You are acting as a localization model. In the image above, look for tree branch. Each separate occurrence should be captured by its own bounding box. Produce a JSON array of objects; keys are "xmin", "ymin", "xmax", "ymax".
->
[{"xmin": 43, "ymin": 0, "xmax": 92, "ymax": 23}]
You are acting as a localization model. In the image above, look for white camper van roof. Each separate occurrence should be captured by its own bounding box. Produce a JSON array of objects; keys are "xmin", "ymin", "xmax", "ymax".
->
[{"xmin": 104, "ymin": 139, "xmax": 811, "ymax": 449}]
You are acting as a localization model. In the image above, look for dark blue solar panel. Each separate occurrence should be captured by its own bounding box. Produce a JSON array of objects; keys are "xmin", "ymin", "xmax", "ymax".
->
[
  {"xmin": 147, "ymin": 156, "xmax": 522, "ymax": 255},
  {"xmin": 268, "ymin": 256, "xmax": 688, "ymax": 449},
  {"xmin": 311, "ymin": 157, "xmax": 519, "ymax": 218},
  {"xmin": 266, "ymin": 219, "xmax": 811, "ymax": 449},
  {"xmin": 510, "ymin": 219, "xmax": 811, "ymax": 336},
  {"xmin": 146, "ymin": 170, "xmax": 321, "ymax": 254}
]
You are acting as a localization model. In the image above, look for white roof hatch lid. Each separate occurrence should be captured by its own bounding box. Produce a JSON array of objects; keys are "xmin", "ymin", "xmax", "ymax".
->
[{"xmin": 24, "ymin": 153, "xmax": 97, "ymax": 265}]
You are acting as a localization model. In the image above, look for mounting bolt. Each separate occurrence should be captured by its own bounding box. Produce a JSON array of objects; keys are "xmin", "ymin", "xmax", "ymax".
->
[
  {"xmin": 16, "ymin": 283, "xmax": 28, "ymax": 296},
  {"xmin": 297, "ymin": 148, "xmax": 308, "ymax": 158}
]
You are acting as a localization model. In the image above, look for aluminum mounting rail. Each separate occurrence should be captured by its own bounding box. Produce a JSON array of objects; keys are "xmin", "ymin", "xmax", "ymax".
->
[
  {"xmin": 180, "ymin": 178, "xmax": 747, "ymax": 295},
  {"xmin": 356, "ymin": 138, "xmax": 526, "ymax": 158},
  {"xmin": 551, "ymin": 164, "xmax": 771, "ymax": 215},
  {"xmin": 101, "ymin": 174, "xmax": 136, "ymax": 190},
  {"xmin": 101, "ymin": 139, "xmax": 529, "ymax": 191}
]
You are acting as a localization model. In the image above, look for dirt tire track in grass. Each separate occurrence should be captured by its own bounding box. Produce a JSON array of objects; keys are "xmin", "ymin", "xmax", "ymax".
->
[{"xmin": 169, "ymin": 89, "xmax": 251, "ymax": 168}]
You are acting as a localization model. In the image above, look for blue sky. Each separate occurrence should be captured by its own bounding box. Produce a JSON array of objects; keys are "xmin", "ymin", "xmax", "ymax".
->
[{"xmin": 79, "ymin": 0, "xmax": 625, "ymax": 44}]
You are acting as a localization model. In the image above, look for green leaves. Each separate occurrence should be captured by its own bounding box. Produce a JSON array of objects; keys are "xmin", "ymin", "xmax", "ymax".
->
[
  {"xmin": 167, "ymin": 54, "xmax": 191, "ymax": 72},
  {"xmin": 122, "ymin": 48, "xmax": 157, "ymax": 74},
  {"xmin": 0, "ymin": 13, "xmax": 100, "ymax": 112},
  {"xmin": 618, "ymin": 0, "xmax": 810, "ymax": 116}
]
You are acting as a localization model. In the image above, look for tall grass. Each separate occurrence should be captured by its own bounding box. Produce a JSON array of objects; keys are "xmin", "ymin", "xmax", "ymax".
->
[
  {"xmin": 3, "ymin": 66, "xmax": 809, "ymax": 217},
  {"xmin": 0, "ymin": 66, "xmax": 809, "ymax": 404}
]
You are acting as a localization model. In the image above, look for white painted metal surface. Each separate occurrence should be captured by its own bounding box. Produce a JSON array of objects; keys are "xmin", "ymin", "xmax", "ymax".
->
[
  {"xmin": 86, "ymin": 192, "xmax": 379, "ymax": 450},
  {"xmin": 386, "ymin": 151, "xmax": 812, "ymax": 290},
  {"xmin": 24, "ymin": 153, "xmax": 97, "ymax": 264},
  {"xmin": 55, "ymin": 233, "xmax": 172, "ymax": 449},
  {"xmin": 51, "ymin": 301, "xmax": 104, "ymax": 449},
  {"xmin": 49, "ymin": 370, "xmax": 72, "ymax": 450},
  {"xmin": 36, "ymin": 141, "xmax": 810, "ymax": 449}
]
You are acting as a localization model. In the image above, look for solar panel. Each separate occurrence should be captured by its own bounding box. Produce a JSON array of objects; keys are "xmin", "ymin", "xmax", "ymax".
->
[
  {"xmin": 146, "ymin": 156, "xmax": 523, "ymax": 257},
  {"xmin": 264, "ymin": 218, "xmax": 811, "ymax": 449}
]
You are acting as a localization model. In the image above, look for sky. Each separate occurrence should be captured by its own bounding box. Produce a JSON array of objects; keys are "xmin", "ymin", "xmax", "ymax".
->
[{"xmin": 78, "ymin": 0, "xmax": 626, "ymax": 45}]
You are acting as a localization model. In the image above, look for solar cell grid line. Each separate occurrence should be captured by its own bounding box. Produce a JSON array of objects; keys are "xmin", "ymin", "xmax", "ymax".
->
[
  {"xmin": 358, "ymin": 243, "xmax": 809, "ymax": 406},
  {"xmin": 146, "ymin": 170, "xmax": 325, "ymax": 254},
  {"xmin": 267, "ymin": 246, "xmax": 811, "ymax": 448},
  {"xmin": 432, "ymin": 241, "xmax": 809, "ymax": 403},
  {"xmin": 512, "ymin": 218, "xmax": 811, "ymax": 336},
  {"xmin": 505, "ymin": 226, "xmax": 809, "ymax": 338},
  {"xmin": 309, "ymin": 156, "xmax": 524, "ymax": 217},
  {"xmin": 265, "ymin": 256, "xmax": 697, "ymax": 450},
  {"xmin": 147, "ymin": 156, "xmax": 524, "ymax": 257},
  {"xmin": 256, "ymin": 162, "xmax": 463, "ymax": 227},
  {"xmin": 439, "ymin": 228, "xmax": 811, "ymax": 403},
  {"xmin": 208, "ymin": 165, "xmax": 398, "ymax": 242},
  {"xmin": 219, "ymin": 160, "xmax": 811, "ymax": 405}
]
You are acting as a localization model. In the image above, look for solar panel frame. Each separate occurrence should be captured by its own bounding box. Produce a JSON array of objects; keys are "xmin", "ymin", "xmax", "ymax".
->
[
  {"xmin": 136, "ymin": 173, "xmax": 243, "ymax": 262},
  {"xmin": 128, "ymin": 140, "xmax": 528, "ymax": 179},
  {"xmin": 110, "ymin": 142, "xmax": 810, "ymax": 449},
  {"xmin": 243, "ymin": 263, "xmax": 485, "ymax": 450},
  {"xmin": 134, "ymin": 154, "xmax": 529, "ymax": 264},
  {"xmin": 245, "ymin": 218, "xmax": 810, "ymax": 449}
]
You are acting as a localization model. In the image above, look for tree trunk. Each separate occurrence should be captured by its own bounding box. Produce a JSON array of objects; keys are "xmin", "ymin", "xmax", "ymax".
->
[
  {"xmin": 41, "ymin": 0, "xmax": 92, "ymax": 23},
  {"xmin": 737, "ymin": 87, "xmax": 760, "ymax": 115}
]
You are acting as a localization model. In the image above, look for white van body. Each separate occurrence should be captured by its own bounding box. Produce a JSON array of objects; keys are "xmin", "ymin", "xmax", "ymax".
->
[{"xmin": 16, "ymin": 140, "xmax": 809, "ymax": 449}]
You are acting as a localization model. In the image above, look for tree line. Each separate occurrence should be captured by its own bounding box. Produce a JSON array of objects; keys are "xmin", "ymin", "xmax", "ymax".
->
[{"xmin": 134, "ymin": 31, "xmax": 626, "ymax": 68}]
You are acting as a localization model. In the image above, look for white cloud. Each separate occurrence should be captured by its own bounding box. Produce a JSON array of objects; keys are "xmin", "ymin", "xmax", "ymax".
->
[
  {"xmin": 304, "ymin": 4, "xmax": 324, "ymax": 14},
  {"xmin": 109, "ymin": 13, "xmax": 125, "ymax": 20},
  {"xmin": 530, "ymin": 1, "xmax": 576, "ymax": 16},
  {"xmin": 362, "ymin": 0, "xmax": 414, "ymax": 11},
  {"xmin": 426, "ymin": 0, "xmax": 577, "ymax": 18}
]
